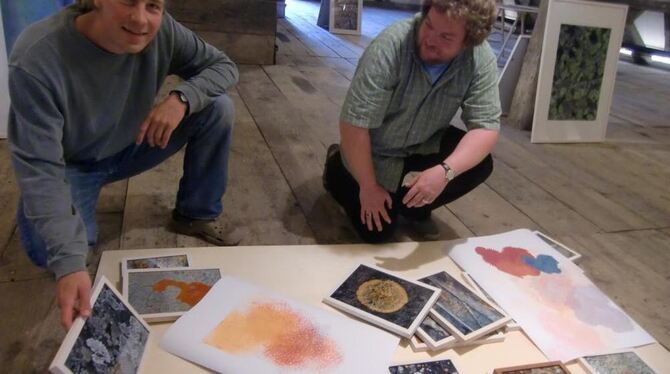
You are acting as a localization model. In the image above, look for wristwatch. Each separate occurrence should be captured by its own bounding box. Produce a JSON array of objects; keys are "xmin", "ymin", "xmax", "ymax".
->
[
  {"xmin": 441, "ymin": 162, "xmax": 455, "ymax": 181},
  {"xmin": 171, "ymin": 90, "xmax": 190, "ymax": 115}
]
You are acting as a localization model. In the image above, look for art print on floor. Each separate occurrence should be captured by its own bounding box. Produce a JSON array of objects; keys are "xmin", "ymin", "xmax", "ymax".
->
[
  {"xmin": 419, "ymin": 271, "xmax": 510, "ymax": 341},
  {"xmin": 447, "ymin": 229, "xmax": 655, "ymax": 361},
  {"xmin": 389, "ymin": 358, "xmax": 460, "ymax": 374},
  {"xmin": 533, "ymin": 231, "xmax": 582, "ymax": 263},
  {"xmin": 579, "ymin": 351, "xmax": 658, "ymax": 374},
  {"xmin": 49, "ymin": 276, "xmax": 150, "ymax": 374},
  {"xmin": 161, "ymin": 276, "xmax": 399, "ymax": 373},
  {"xmin": 323, "ymin": 264, "xmax": 440, "ymax": 338},
  {"xmin": 123, "ymin": 267, "xmax": 222, "ymax": 322},
  {"xmin": 123, "ymin": 253, "xmax": 191, "ymax": 271}
]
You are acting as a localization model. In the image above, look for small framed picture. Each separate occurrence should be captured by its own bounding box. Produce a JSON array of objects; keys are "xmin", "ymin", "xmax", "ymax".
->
[
  {"xmin": 578, "ymin": 351, "xmax": 658, "ymax": 374},
  {"xmin": 123, "ymin": 267, "xmax": 223, "ymax": 322},
  {"xmin": 418, "ymin": 271, "xmax": 510, "ymax": 342},
  {"xmin": 389, "ymin": 358, "xmax": 461, "ymax": 373},
  {"xmin": 323, "ymin": 264, "xmax": 441, "ymax": 338},
  {"xmin": 415, "ymin": 313, "xmax": 457, "ymax": 350},
  {"xmin": 533, "ymin": 231, "xmax": 582, "ymax": 263},
  {"xmin": 329, "ymin": 0, "xmax": 363, "ymax": 35},
  {"xmin": 49, "ymin": 276, "xmax": 151, "ymax": 374},
  {"xmin": 121, "ymin": 252, "xmax": 192, "ymax": 274},
  {"xmin": 493, "ymin": 361, "xmax": 571, "ymax": 374}
]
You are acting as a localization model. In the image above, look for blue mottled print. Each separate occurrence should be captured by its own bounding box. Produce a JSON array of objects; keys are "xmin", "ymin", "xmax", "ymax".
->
[{"xmin": 523, "ymin": 254, "xmax": 561, "ymax": 274}]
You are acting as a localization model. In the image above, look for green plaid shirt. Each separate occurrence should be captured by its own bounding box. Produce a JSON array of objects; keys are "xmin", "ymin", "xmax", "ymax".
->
[{"xmin": 340, "ymin": 14, "xmax": 501, "ymax": 192}]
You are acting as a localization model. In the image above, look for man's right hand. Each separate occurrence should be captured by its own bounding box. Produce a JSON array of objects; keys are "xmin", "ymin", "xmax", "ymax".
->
[
  {"xmin": 57, "ymin": 271, "xmax": 92, "ymax": 330},
  {"xmin": 359, "ymin": 183, "xmax": 393, "ymax": 232}
]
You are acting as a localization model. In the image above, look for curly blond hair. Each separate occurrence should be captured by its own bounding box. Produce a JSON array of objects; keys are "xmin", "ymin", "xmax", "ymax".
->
[{"xmin": 422, "ymin": 0, "xmax": 497, "ymax": 47}]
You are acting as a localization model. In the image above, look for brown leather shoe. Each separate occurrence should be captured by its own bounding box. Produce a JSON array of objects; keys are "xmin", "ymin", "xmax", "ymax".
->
[{"xmin": 169, "ymin": 210, "xmax": 241, "ymax": 246}]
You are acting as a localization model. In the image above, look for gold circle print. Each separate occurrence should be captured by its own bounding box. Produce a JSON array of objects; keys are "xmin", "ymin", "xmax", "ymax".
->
[{"xmin": 356, "ymin": 279, "xmax": 409, "ymax": 313}]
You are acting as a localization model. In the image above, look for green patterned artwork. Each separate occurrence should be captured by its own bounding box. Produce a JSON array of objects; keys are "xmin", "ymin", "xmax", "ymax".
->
[{"xmin": 548, "ymin": 24, "xmax": 611, "ymax": 121}]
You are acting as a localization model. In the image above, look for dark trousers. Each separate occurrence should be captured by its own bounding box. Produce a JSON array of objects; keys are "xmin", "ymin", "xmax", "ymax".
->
[{"xmin": 324, "ymin": 127, "xmax": 493, "ymax": 243}]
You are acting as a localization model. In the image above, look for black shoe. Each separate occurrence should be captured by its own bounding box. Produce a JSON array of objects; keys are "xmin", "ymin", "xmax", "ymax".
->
[
  {"xmin": 400, "ymin": 214, "xmax": 440, "ymax": 240},
  {"xmin": 323, "ymin": 144, "xmax": 340, "ymax": 192}
]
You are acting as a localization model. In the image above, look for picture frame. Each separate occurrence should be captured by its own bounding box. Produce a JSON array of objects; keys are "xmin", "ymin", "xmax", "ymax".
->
[
  {"xmin": 533, "ymin": 231, "xmax": 582, "ymax": 263},
  {"xmin": 415, "ymin": 313, "xmax": 458, "ymax": 350},
  {"xmin": 123, "ymin": 266, "xmax": 223, "ymax": 322},
  {"xmin": 389, "ymin": 357, "xmax": 462, "ymax": 374},
  {"xmin": 531, "ymin": 0, "xmax": 628, "ymax": 143},
  {"xmin": 121, "ymin": 252, "xmax": 193, "ymax": 278},
  {"xmin": 49, "ymin": 276, "xmax": 151, "ymax": 374},
  {"xmin": 418, "ymin": 271, "xmax": 511, "ymax": 342},
  {"xmin": 323, "ymin": 264, "xmax": 441, "ymax": 338},
  {"xmin": 408, "ymin": 335, "xmax": 430, "ymax": 352},
  {"xmin": 493, "ymin": 360, "xmax": 571, "ymax": 374},
  {"xmin": 460, "ymin": 272, "xmax": 522, "ymax": 332},
  {"xmin": 577, "ymin": 350, "xmax": 659, "ymax": 374},
  {"xmin": 329, "ymin": 0, "xmax": 363, "ymax": 35}
]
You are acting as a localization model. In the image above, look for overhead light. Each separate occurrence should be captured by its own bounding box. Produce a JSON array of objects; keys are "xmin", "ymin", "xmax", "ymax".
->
[
  {"xmin": 651, "ymin": 54, "xmax": 670, "ymax": 65},
  {"xmin": 619, "ymin": 48, "xmax": 633, "ymax": 56}
]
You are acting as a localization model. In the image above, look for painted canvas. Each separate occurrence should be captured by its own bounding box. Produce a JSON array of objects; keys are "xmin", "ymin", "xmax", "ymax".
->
[
  {"xmin": 389, "ymin": 358, "xmax": 460, "ymax": 374},
  {"xmin": 49, "ymin": 276, "xmax": 150, "ymax": 374},
  {"xmin": 493, "ymin": 361, "xmax": 571, "ymax": 374},
  {"xmin": 161, "ymin": 276, "xmax": 399, "ymax": 373},
  {"xmin": 447, "ymin": 229, "xmax": 655, "ymax": 361},
  {"xmin": 548, "ymin": 24, "xmax": 610, "ymax": 121},
  {"xmin": 419, "ymin": 271, "xmax": 510, "ymax": 341},
  {"xmin": 324, "ymin": 264, "xmax": 441, "ymax": 338},
  {"xmin": 580, "ymin": 351, "xmax": 657, "ymax": 374},
  {"xmin": 123, "ymin": 267, "xmax": 222, "ymax": 322}
]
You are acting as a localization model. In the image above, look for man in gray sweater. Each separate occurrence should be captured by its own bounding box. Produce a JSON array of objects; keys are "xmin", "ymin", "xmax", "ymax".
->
[{"xmin": 8, "ymin": 0, "xmax": 239, "ymax": 329}]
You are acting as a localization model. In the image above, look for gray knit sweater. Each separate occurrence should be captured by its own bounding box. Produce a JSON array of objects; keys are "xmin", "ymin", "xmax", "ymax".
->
[{"xmin": 8, "ymin": 6, "xmax": 238, "ymax": 279}]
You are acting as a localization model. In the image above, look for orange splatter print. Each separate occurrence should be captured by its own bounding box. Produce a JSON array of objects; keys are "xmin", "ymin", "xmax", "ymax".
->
[
  {"xmin": 204, "ymin": 302, "xmax": 342, "ymax": 370},
  {"xmin": 152, "ymin": 279, "xmax": 211, "ymax": 306}
]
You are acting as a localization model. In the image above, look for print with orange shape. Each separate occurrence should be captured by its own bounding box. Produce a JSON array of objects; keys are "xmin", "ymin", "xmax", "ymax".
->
[
  {"xmin": 475, "ymin": 246, "xmax": 561, "ymax": 277},
  {"xmin": 152, "ymin": 279, "xmax": 212, "ymax": 306},
  {"xmin": 204, "ymin": 302, "xmax": 343, "ymax": 370}
]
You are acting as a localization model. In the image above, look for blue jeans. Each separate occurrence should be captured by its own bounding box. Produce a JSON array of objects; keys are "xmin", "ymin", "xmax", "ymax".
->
[{"xmin": 17, "ymin": 95, "xmax": 235, "ymax": 267}]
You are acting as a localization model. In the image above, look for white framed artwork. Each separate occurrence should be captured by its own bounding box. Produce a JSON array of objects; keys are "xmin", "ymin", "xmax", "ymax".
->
[
  {"xmin": 329, "ymin": 0, "xmax": 363, "ymax": 35},
  {"xmin": 418, "ymin": 271, "xmax": 511, "ymax": 342},
  {"xmin": 531, "ymin": 0, "xmax": 628, "ymax": 143},
  {"xmin": 121, "ymin": 252, "xmax": 192, "ymax": 279},
  {"xmin": 577, "ymin": 350, "xmax": 659, "ymax": 374},
  {"xmin": 123, "ymin": 266, "xmax": 222, "ymax": 323},
  {"xmin": 323, "ymin": 264, "xmax": 441, "ymax": 338},
  {"xmin": 49, "ymin": 276, "xmax": 151, "ymax": 374}
]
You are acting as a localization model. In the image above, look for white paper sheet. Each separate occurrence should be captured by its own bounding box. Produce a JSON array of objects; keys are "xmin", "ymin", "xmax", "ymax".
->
[
  {"xmin": 447, "ymin": 229, "xmax": 655, "ymax": 361},
  {"xmin": 161, "ymin": 275, "xmax": 399, "ymax": 373}
]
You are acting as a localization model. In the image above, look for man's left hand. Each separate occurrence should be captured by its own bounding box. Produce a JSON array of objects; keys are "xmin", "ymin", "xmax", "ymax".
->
[
  {"xmin": 135, "ymin": 93, "xmax": 188, "ymax": 148},
  {"xmin": 402, "ymin": 165, "xmax": 448, "ymax": 208}
]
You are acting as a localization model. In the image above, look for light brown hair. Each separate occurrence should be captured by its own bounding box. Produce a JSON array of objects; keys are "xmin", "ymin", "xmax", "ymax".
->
[{"xmin": 422, "ymin": 0, "xmax": 497, "ymax": 47}]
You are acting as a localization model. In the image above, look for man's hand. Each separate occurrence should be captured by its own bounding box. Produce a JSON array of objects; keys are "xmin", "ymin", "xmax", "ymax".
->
[
  {"xmin": 402, "ymin": 165, "xmax": 448, "ymax": 208},
  {"xmin": 135, "ymin": 93, "xmax": 188, "ymax": 149},
  {"xmin": 359, "ymin": 183, "xmax": 393, "ymax": 232},
  {"xmin": 57, "ymin": 271, "xmax": 92, "ymax": 331}
]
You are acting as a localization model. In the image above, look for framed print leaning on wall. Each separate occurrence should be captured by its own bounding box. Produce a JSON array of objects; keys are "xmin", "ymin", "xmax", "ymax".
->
[
  {"xmin": 330, "ymin": 0, "xmax": 363, "ymax": 35},
  {"xmin": 531, "ymin": 0, "xmax": 628, "ymax": 143}
]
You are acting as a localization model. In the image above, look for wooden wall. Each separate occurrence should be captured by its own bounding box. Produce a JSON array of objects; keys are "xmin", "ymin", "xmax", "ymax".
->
[{"xmin": 167, "ymin": 0, "xmax": 277, "ymax": 65}]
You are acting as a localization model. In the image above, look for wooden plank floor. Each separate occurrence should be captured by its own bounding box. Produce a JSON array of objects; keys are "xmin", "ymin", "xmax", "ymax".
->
[{"xmin": 1, "ymin": 0, "xmax": 669, "ymax": 370}]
